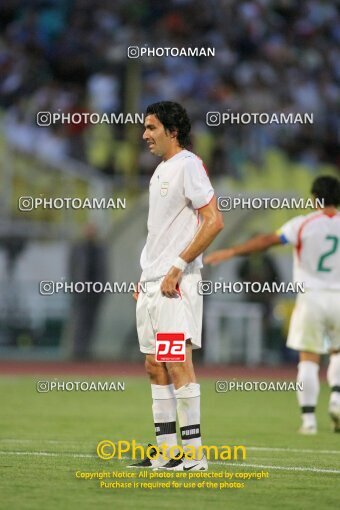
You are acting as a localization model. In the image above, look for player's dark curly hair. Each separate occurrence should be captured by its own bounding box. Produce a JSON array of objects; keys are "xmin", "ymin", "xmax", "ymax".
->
[
  {"xmin": 145, "ymin": 101, "xmax": 191, "ymax": 148},
  {"xmin": 311, "ymin": 176, "xmax": 340, "ymax": 206}
]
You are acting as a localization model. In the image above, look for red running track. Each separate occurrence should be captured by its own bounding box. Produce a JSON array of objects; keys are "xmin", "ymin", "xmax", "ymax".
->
[{"xmin": 0, "ymin": 361, "xmax": 327, "ymax": 379}]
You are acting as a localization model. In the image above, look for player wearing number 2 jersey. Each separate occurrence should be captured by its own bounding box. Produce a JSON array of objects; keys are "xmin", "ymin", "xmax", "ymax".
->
[{"xmin": 205, "ymin": 176, "xmax": 340, "ymax": 434}]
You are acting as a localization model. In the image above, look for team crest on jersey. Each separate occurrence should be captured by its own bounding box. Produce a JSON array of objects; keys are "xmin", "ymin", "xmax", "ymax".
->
[{"xmin": 160, "ymin": 182, "xmax": 169, "ymax": 197}]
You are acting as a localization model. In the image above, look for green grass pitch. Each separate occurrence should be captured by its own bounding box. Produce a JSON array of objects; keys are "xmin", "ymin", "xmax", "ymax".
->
[{"xmin": 0, "ymin": 375, "xmax": 339, "ymax": 510}]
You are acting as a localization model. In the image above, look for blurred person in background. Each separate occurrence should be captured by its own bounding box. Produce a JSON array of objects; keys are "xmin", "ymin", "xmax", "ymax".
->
[
  {"xmin": 68, "ymin": 223, "xmax": 107, "ymax": 360},
  {"xmin": 237, "ymin": 248, "xmax": 281, "ymax": 351}
]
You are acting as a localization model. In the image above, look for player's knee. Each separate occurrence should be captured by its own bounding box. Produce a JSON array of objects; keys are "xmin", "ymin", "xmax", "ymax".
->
[
  {"xmin": 166, "ymin": 362, "xmax": 186, "ymax": 378},
  {"xmin": 299, "ymin": 351, "xmax": 320, "ymax": 364},
  {"xmin": 145, "ymin": 356, "xmax": 162, "ymax": 378}
]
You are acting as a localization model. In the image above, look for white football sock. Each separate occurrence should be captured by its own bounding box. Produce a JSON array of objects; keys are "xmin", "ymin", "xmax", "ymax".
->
[
  {"xmin": 174, "ymin": 383, "xmax": 202, "ymax": 460},
  {"xmin": 327, "ymin": 353, "xmax": 340, "ymax": 408},
  {"xmin": 151, "ymin": 384, "xmax": 178, "ymax": 457},
  {"xmin": 297, "ymin": 361, "xmax": 319, "ymax": 427}
]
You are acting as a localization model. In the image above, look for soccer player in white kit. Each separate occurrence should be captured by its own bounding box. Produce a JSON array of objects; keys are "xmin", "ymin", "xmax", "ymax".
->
[
  {"xmin": 132, "ymin": 102, "xmax": 224, "ymax": 470},
  {"xmin": 205, "ymin": 176, "xmax": 340, "ymax": 434}
]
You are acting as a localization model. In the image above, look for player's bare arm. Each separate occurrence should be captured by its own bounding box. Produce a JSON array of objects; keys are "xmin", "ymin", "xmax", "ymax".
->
[
  {"xmin": 204, "ymin": 232, "xmax": 282, "ymax": 266},
  {"xmin": 160, "ymin": 197, "xmax": 224, "ymax": 297}
]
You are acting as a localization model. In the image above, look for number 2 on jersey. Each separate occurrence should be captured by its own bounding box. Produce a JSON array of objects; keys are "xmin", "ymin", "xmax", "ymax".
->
[{"xmin": 317, "ymin": 235, "xmax": 339, "ymax": 272}]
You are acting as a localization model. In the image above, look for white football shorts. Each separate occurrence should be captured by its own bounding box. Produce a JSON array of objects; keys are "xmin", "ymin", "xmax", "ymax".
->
[
  {"xmin": 136, "ymin": 271, "xmax": 203, "ymax": 354},
  {"xmin": 287, "ymin": 289, "xmax": 340, "ymax": 354}
]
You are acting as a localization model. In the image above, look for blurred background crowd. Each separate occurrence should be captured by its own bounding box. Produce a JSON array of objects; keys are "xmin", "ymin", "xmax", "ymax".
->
[{"xmin": 1, "ymin": 0, "xmax": 339, "ymax": 177}]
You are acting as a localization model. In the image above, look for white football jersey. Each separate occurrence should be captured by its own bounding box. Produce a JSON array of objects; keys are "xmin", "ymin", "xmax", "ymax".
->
[
  {"xmin": 140, "ymin": 149, "xmax": 214, "ymax": 281},
  {"xmin": 277, "ymin": 211, "xmax": 340, "ymax": 290}
]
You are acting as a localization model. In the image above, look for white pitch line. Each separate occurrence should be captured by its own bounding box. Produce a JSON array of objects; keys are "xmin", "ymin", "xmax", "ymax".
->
[
  {"xmin": 208, "ymin": 461, "xmax": 340, "ymax": 474},
  {"xmin": 0, "ymin": 439, "xmax": 81, "ymax": 444},
  {"xmin": 0, "ymin": 451, "xmax": 95, "ymax": 458},
  {"xmin": 133, "ymin": 442, "xmax": 340, "ymax": 456},
  {"xmin": 1, "ymin": 441, "xmax": 340, "ymax": 456},
  {"xmin": 0, "ymin": 451, "xmax": 339, "ymax": 474},
  {"xmin": 247, "ymin": 446, "xmax": 340, "ymax": 455}
]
